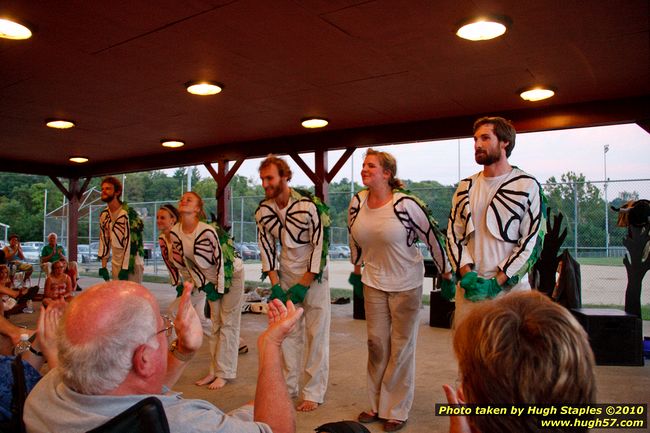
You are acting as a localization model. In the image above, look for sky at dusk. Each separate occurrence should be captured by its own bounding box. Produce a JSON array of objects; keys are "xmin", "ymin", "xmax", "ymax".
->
[{"xmin": 214, "ymin": 123, "xmax": 649, "ymax": 198}]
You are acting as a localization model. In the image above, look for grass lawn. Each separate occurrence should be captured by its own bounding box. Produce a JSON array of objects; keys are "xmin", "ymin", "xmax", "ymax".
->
[
  {"xmin": 583, "ymin": 303, "xmax": 650, "ymax": 320},
  {"xmin": 576, "ymin": 257, "xmax": 626, "ymax": 266}
]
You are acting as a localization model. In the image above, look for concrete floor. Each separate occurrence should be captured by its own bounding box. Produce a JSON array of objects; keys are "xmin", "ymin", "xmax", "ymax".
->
[{"xmin": 10, "ymin": 276, "xmax": 650, "ymax": 433}]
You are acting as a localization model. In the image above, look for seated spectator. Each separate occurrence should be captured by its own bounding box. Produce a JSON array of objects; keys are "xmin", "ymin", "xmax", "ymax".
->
[
  {"xmin": 39, "ymin": 233, "xmax": 66, "ymax": 276},
  {"xmin": 58, "ymin": 257, "xmax": 78, "ymax": 292},
  {"xmin": 3, "ymin": 235, "xmax": 33, "ymax": 287},
  {"xmin": 24, "ymin": 281, "xmax": 301, "ymax": 433},
  {"xmin": 0, "ymin": 302, "xmax": 62, "ymax": 423},
  {"xmin": 443, "ymin": 291, "xmax": 596, "ymax": 433},
  {"xmin": 0, "ymin": 265, "xmax": 35, "ymax": 314},
  {"xmin": 43, "ymin": 261, "xmax": 73, "ymax": 307},
  {"xmin": 39, "ymin": 233, "xmax": 78, "ymax": 281}
]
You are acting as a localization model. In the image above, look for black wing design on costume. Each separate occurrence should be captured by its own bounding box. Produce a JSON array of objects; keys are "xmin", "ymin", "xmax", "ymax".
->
[
  {"xmin": 159, "ymin": 237, "xmax": 180, "ymax": 286},
  {"xmin": 112, "ymin": 214, "xmax": 130, "ymax": 249},
  {"xmin": 285, "ymin": 199, "xmax": 316, "ymax": 245}
]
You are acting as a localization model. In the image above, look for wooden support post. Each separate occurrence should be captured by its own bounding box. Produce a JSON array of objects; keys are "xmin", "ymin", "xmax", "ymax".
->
[
  {"xmin": 49, "ymin": 176, "xmax": 92, "ymax": 263},
  {"xmin": 290, "ymin": 148, "xmax": 356, "ymax": 202},
  {"xmin": 68, "ymin": 179, "xmax": 80, "ymax": 262},
  {"xmin": 205, "ymin": 159, "xmax": 244, "ymax": 229},
  {"xmin": 314, "ymin": 149, "xmax": 329, "ymax": 202}
]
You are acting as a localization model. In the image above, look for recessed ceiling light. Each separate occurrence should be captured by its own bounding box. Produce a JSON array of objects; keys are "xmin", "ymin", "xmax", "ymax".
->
[
  {"xmin": 456, "ymin": 16, "xmax": 510, "ymax": 41},
  {"xmin": 185, "ymin": 81, "xmax": 223, "ymax": 96},
  {"xmin": 301, "ymin": 117, "xmax": 329, "ymax": 129},
  {"xmin": 519, "ymin": 87, "xmax": 555, "ymax": 102},
  {"xmin": 0, "ymin": 18, "xmax": 32, "ymax": 40},
  {"xmin": 161, "ymin": 139, "xmax": 185, "ymax": 148},
  {"xmin": 69, "ymin": 157, "xmax": 88, "ymax": 163},
  {"xmin": 45, "ymin": 119, "xmax": 76, "ymax": 129}
]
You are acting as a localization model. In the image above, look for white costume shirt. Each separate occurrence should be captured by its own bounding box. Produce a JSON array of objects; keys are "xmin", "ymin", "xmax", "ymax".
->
[
  {"xmin": 255, "ymin": 189, "xmax": 326, "ymax": 277},
  {"xmin": 169, "ymin": 222, "xmax": 224, "ymax": 293},
  {"xmin": 98, "ymin": 206, "xmax": 144, "ymax": 272},
  {"xmin": 447, "ymin": 167, "xmax": 545, "ymax": 288}
]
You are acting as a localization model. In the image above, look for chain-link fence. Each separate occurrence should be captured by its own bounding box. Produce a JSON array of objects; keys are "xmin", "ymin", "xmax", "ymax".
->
[{"xmin": 45, "ymin": 178, "xmax": 650, "ymax": 307}]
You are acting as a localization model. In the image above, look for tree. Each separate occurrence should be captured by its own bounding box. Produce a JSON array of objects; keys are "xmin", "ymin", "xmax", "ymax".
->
[{"xmin": 544, "ymin": 172, "xmax": 607, "ymax": 251}]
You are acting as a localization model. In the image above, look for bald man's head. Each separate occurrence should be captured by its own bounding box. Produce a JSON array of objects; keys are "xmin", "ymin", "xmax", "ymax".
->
[{"xmin": 58, "ymin": 281, "xmax": 160, "ymax": 394}]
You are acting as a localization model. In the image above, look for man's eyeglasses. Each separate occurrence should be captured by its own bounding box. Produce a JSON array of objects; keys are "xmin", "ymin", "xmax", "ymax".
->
[{"xmin": 155, "ymin": 314, "xmax": 175, "ymax": 338}]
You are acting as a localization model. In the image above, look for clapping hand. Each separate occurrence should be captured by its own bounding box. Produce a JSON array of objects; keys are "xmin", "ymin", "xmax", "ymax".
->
[
  {"xmin": 174, "ymin": 282, "xmax": 202, "ymax": 354},
  {"xmin": 442, "ymin": 384, "xmax": 471, "ymax": 433},
  {"xmin": 258, "ymin": 299, "xmax": 303, "ymax": 352},
  {"xmin": 34, "ymin": 300, "xmax": 65, "ymax": 367}
]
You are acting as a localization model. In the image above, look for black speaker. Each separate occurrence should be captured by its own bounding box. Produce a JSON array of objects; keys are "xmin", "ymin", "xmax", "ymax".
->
[
  {"xmin": 429, "ymin": 290, "xmax": 455, "ymax": 329},
  {"xmin": 353, "ymin": 292, "xmax": 365, "ymax": 320},
  {"xmin": 571, "ymin": 308, "xmax": 643, "ymax": 366}
]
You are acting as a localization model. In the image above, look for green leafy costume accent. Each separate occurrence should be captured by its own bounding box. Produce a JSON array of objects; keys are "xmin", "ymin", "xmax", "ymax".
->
[
  {"xmin": 123, "ymin": 202, "xmax": 144, "ymax": 275},
  {"xmin": 208, "ymin": 214, "xmax": 236, "ymax": 290},
  {"xmin": 291, "ymin": 188, "xmax": 330, "ymax": 282}
]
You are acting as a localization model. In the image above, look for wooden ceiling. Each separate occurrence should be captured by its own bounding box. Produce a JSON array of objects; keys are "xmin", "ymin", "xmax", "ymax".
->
[{"xmin": 1, "ymin": 0, "xmax": 649, "ymax": 178}]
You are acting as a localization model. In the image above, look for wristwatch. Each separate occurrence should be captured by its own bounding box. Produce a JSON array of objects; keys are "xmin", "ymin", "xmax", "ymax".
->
[{"xmin": 169, "ymin": 339, "xmax": 194, "ymax": 362}]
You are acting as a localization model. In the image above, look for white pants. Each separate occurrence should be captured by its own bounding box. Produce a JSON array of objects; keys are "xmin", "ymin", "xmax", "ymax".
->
[
  {"xmin": 168, "ymin": 288, "xmax": 213, "ymax": 338},
  {"xmin": 207, "ymin": 259, "xmax": 245, "ymax": 379},
  {"xmin": 364, "ymin": 284, "xmax": 422, "ymax": 421},
  {"xmin": 110, "ymin": 253, "xmax": 143, "ymax": 284},
  {"xmin": 279, "ymin": 268, "xmax": 330, "ymax": 403}
]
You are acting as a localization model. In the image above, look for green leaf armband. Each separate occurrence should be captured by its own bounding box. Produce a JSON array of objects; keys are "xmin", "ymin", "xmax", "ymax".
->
[
  {"xmin": 287, "ymin": 283, "xmax": 309, "ymax": 304},
  {"xmin": 269, "ymin": 284, "xmax": 287, "ymax": 303},
  {"xmin": 99, "ymin": 267, "xmax": 110, "ymax": 281},
  {"xmin": 348, "ymin": 272, "xmax": 363, "ymax": 299},
  {"xmin": 440, "ymin": 277, "xmax": 456, "ymax": 301}
]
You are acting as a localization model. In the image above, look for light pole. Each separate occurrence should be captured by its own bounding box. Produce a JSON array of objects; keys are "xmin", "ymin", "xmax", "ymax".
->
[{"xmin": 603, "ymin": 144, "xmax": 609, "ymax": 257}]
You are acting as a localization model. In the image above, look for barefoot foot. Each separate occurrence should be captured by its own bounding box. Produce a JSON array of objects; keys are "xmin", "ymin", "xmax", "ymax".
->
[
  {"xmin": 207, "ymin": 377, "xmax": 228, "ymax": 390},
  {"xmin": 296, "ymin": 400, "xmax": 319, "ymax": 412},
  {"xmin": 195, "ymin": 374, "xmax": 216, "ymax": 386}
]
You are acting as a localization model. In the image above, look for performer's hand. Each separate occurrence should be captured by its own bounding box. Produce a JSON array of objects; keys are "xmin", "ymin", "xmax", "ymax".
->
[
  {"xmin": 440, "ymin": 276, "xmax": 456, "ymax": 301},
  {"xmin": 287, "ymin": 283, "xmax": 308, "ymax": 304},
  {"xmin": 117, "ymin": 269, "xmax": 129, "ymax": 281},
  {"xmin": 174, "ymin": 282, "xmax": 202, "ymax": 354},
  {"xmin": 459, "ymin": 271, "xmax": 477, "ymax": 291},
  {"xmin": 269, "ymin": 283, "xmax": 287, "ymax": 303},
  {"xmin": 465, "ymin": 277, "xmax": 502, "ymax": 301},
  {"xmin": 348, "ymin": 272, "xmax": 363, "ymax": 299},
  {"xmin": 98, "ymin": 267, "xmax": 110, "ymax": 281}
]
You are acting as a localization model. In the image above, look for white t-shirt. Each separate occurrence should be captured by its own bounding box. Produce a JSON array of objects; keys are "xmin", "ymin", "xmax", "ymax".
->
[{"xmin": 351, "ymin": 199, "xmax": 424, "ymax": 292}]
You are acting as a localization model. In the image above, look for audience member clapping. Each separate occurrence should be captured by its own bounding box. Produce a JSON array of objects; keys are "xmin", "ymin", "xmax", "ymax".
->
[{"xmin": 443, "ymin": 291, "xmax": 596, "ymax": 433}]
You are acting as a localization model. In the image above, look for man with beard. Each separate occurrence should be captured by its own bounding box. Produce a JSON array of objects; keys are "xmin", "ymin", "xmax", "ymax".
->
[
  {"xmin": 97, "ymin": 176, "xmax": 145, "ymax": 282},
  {"xmin": 446, "ymin": 117, "xmax": 545, "ymax": 307},
  {"xmin": 255, "ymin": 155, "xmax": 330, "ymax": 413}
]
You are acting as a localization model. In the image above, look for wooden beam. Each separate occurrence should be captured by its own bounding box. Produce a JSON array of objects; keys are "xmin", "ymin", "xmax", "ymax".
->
[
  {"xmin": 289, "ymin": 153, "xmax": 318, "ymax": 184},
  {"xmin": 49, "ymin": 176, "xmax": 72, "ymax": 201},
  {"xmin": 78, "ymin": 177, "xmax": 93, "ymax": 199},
  {"xmin": 326, "ymin": 147, "xmax": 355, "ymax": 183}
]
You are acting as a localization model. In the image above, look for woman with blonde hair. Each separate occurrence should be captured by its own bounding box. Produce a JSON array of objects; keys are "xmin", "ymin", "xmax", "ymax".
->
[
  {"xmin": 168, "ymin": 191, "xmax": 244, "ymax": 390},
  {"xmin": 348, "ymin": 148, "xmax": 452, "ymax": 431},
  {"xmin": 43, "ymin": 260, "xmax": 73, "ymax": 306}
]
